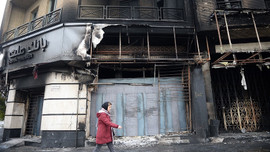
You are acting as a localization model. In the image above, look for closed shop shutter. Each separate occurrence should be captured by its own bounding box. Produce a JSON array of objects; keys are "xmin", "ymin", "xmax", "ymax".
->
[{"xmin": 90, "ymin": 75, "xmax": 188, "ymax": 136}]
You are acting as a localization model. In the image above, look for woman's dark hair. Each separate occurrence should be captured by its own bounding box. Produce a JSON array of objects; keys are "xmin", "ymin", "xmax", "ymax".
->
[{"xmin": 102, "ymin": 102, "xmax": 112, "ymax": 110}]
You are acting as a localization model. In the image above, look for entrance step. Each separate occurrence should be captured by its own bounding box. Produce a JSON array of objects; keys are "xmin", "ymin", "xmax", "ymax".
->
[{"xmin": 0, "ymin": 136, "xmax": 41, "ymax": 150}]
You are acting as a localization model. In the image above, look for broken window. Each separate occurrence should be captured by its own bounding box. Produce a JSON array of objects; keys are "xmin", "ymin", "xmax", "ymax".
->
[{"xmin": 216, "ymin": 0, "xmax": 242, "ymax": 9}]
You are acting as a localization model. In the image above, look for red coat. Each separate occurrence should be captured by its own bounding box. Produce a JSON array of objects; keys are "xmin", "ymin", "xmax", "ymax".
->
[{"xmin": 96, "ymin": 112, "xmax": 119, "ymax": 144}]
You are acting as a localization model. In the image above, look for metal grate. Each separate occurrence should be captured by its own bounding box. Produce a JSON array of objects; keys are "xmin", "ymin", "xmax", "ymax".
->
[
  {"xmin": 212, "ymin": 67, "xmax": 270, "ymax": 132},
  {"xmin": 79, "ymin": 5, "xmax": 104, "ymax": 19},
  {"xmin": 25, "ymin": 95, "xmax": 43, "ymax": 136},
  {"xmin": 25, "ymin": 96, "xmax": 39, "ymax": 135},
  {"xmin": 78, "ymin": 5, "xmax": 185, "ymax": 21}
]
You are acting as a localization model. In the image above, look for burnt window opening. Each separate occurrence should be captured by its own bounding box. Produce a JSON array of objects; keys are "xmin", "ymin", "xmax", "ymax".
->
[
  {"xmin": 98, "ymin": 65, "xmax": 155, "ymax": 79},
  {"xmin": 120, "ymin": 0, "xmax": 139, "ymax": 6},
  {"xmin": 93, "ymin": 27, "xmax": 193, "ymax": 59},
  {"xmin": 216, "ymin": 0, "xmax": 242, "ymax": 9},
  {"xmin": 266, "ymin": 0, "xmax": 270, "ymax": 9},
  {"xmin": 157, "ymin": 0, "xmax": 164, "ymax": 8}
]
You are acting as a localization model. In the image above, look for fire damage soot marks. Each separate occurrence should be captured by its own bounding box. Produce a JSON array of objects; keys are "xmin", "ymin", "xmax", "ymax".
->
[
  {"xmin": 76, "ymin": 23, "xmax": 115, "ymax": 60},
  {"xmin": 9, "ymin": 38, "xmax": 48, "ymax": 64}
]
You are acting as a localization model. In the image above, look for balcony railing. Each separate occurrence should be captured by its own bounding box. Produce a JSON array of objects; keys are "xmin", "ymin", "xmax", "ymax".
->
[
  {"xmin": 79, "ymin": 5, "xmax": 185, "ymax": 21},
  {"xmin": 217, "ymin": 0, "xmax": 242, "ymax": 9},
  {"xmin": 3, "ymin": 9, "xmax": 62, "ymax": 42}
]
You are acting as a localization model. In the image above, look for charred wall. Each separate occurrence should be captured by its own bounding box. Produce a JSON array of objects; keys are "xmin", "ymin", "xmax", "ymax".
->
[
  {"xmin": 195, "ymin": 0, "xmax": 268, "ymax": 32},
  {"xmin": 194, "ymin": 0, "xmax": 216, "ymax": 31},
  {"xmin": 61, "ymin": 0, "xmax": 80, "ymax": 23},
  {"xmin": 242, "ymin": 0, "xmax": 267, "ymax": 9}
]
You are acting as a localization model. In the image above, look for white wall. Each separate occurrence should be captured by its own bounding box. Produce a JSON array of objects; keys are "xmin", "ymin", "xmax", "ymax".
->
[{"xmin": 41, "ymin": 72, "xmax": 87, "ymax": 131}]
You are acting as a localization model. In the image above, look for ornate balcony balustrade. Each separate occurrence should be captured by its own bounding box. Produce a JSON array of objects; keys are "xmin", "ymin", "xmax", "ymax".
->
[{"xmin": 3, "ymin": 9, "xmax": 62, "ymax": 42}]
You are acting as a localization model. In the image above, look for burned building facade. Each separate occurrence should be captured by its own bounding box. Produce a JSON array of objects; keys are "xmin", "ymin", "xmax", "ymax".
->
[
  {"xmin": 194, "ymin": 0, "xmax": 270, "ymax": 133},
  {"xmin": 1, "ymin": 0, "xmax": 269, "ymax": 148}
]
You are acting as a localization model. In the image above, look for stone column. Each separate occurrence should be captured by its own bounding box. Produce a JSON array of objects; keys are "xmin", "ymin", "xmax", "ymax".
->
[
  {"xmin": 202, "ymin": 62, "xmax": 216, "ymax": 122},
  {"xmin": 41, "ymin": 72, "xmax": 87, "ymax": 148},
  {"xmin": 3, "ymin": 84, "xmax": 25, "ymax": 141}
]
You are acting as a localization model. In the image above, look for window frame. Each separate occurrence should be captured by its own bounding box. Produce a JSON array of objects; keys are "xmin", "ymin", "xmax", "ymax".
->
[
  {"xmin": 48, "ymin": 0, "xmax": 57, "ymax": 12},
  {"xmin": 216, "ymin": 0, "xmax": 242, "ymax": 9},
  {"xmin": 31, "ymin": 7, "xmax": 39, "ymax": 21}
]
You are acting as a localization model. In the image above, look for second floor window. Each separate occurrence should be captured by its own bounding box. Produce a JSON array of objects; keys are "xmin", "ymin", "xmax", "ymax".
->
[
  {"xmin": 216, "ymin": 0, "xmax": 242, "ymax": 9},
  {"xmin": 49, "ymin": 0, "xmax": 57, "ymax": 12},
  {"xmin": 31, "ymin": 7, "xmax": 39, "ymax": 20}
]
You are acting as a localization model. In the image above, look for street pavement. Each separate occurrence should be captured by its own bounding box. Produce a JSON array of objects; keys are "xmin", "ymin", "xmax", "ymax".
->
[
  {"xmin": 1, "ymin": 140, "xmax": 270, "ymax": 152},
  {"xmin": 1, "ymin": 132, "xmax": 270, "ymax": 152},
  {"xmin": 1, "ymin": 131, "xmax": 270, "ymax": 152}
]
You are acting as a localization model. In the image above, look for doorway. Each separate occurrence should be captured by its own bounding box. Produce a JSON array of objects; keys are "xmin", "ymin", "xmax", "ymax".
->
[{"xmin": 25, "ymin": 88, "xmax": 44, "ymax": 136}]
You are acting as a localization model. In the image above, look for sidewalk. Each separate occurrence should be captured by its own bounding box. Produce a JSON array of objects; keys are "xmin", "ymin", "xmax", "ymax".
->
[
  {"xmin": 0, "ymin": 132, "xmax": 270, "ymax": 152},
  {"xmin": 0, "ymin": 121, "xmax": 4, "ymax": 144}
]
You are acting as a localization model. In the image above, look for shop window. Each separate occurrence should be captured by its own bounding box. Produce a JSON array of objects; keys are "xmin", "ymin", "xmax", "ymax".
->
[
  {"xmin": 49, "ymin": 0, "xmax": 57, "ymax": 12},
  {"xmin": 216, "ymin": 0, "xmax": 242, "ymax": 9},
  {"xmin": 266, "ymin": 0, "xmax": 270, "ymax": 8}
]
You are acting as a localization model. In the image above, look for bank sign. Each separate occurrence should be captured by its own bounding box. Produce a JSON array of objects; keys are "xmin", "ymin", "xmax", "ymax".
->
[
  {"xmin": 2, "ymin": 25, "xmax": 93, "ymax": 71},
  {"xmin": 9, "ymin": 38, "xmax": 48, "ymax": 64}
]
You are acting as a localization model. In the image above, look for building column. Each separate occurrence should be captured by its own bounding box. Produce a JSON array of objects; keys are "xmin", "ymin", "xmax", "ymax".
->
[
  {"xmin": 202, "ymin": 62, "xmax": 216, "ymax": 122},
  {"xmin": 3, "ymin": 84, "xmax": 25, "ymax": 141},
  {"xmin": 191, "ymin": 66, "xmax": 209, "ymax": 140},
  {"xmin": 41, "ymin": 72, "xmax": 87, "ymax": 148}
]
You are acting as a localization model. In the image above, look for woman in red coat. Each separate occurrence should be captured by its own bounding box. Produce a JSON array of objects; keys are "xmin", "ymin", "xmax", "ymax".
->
[{"xmin": 93, "ymin": 102, "xmax": 122, "ymax": 152}]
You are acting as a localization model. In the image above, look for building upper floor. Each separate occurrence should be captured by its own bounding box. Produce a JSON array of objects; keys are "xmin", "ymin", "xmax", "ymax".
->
[
  {"xmin": 0, "ymin": 0, "xmax": 195, "ymax": 43},
  {"xmin": 195, "ymin": 0, "xmax": 270, "ymax": 32}
]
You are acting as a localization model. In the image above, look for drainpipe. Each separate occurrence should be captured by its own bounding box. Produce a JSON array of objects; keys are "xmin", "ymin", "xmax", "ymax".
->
[{"xmin": 75, "ymin": 83, "xmax": 82, "ymax": 148}]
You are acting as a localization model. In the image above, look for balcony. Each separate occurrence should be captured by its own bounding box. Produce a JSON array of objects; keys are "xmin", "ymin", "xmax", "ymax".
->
[
  {"xmin": 3, "ymin": 9, "xmax": 62, "ymax": 42},
  {"xmin": 78, "ymin": 5, "xmax": 185, "ymax": 21}
]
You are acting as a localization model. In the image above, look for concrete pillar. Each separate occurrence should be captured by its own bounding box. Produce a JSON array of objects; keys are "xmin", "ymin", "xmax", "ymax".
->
[
  {"xmin": 41, "ymin": 72, "xmax": 87, "ymax": 148},
  {"xmin": 202, "ymin": 62, "xmax": 216, "ymax": 123},
  {"xmin": 191, "ymin": 66, "xmax": 209, "ymax": 140},
  {"xmin": 2, "ymin": 84, "xmax": 25, "ymax": 141}
]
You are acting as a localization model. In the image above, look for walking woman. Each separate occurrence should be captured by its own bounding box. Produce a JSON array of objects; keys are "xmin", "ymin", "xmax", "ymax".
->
[{"xmin": 93, "ymin": 102, "xmax": 122, "ymax": 152}]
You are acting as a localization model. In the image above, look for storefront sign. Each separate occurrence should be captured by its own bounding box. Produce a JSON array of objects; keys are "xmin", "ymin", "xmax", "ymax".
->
[{"xmin": 9, "ymin": 38, "xmax": 48, "ymax": 64}]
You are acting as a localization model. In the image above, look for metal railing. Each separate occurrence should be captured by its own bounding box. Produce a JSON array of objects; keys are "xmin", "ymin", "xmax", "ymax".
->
[
  {"xmin": 161, "ymin": 8, "xmax": 185, "ymax": 20},
  {"xmin": 133, "ymin": 7, "xmax": 159, "ymax": 20},
  {"xmin": 3, "ymin": 9, "xmax": 62, "ymax": 42},
  {"xmin": 107, "ymin": 6, "xmax": 132, "ymax": 19},
  {"xmin": 79, "ymin": 5, "xmax": 105, "ymax": 19},
  {"xmin": 78, "ymin": 5, "xmax": 185, "ymax": 21},
  {"xmin": 217, "ymin": 0, "xmax": 242, "ymax": 9}
]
